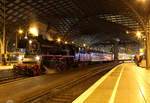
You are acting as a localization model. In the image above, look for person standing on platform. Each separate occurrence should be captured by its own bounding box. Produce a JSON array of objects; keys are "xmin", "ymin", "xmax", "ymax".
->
[{"xmin": 134, "ymin": 55, "xmax": 140, "ymax": 66}]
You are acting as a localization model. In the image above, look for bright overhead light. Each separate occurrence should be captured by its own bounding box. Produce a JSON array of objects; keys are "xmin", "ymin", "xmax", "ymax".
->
[
  {"xmin": 83, "ymin": 43, "xmax": 86, "ymax": 47},
  {"xmin": 18, "ymin": 29, "xmax": 23, "ymax": 34},
  {"xmin": 137, "ymin": 0, "xmax": 146, "ymax": 3},
  {"xmin": 29, "ymin": 27, "xmax": 38, "ymax": 36},
  {"xmin": 29, "ymin": 40, "xmax": 32, "ymax": 44},
  {"xmin": 24, "ymin": 36, "xmax": 28, "ymax": 39},
  {"xmin": 65, "ymin": 41, "xmax": 68, "ymax": 44},
  {"xmin": 140, "ymin": 52, "xmax": 144, "ymax": 55},
  {"xmin": 35, "ymin": 56, "xmax": 40, "ymax": 61},
  {"xmin": 57, "ymin": 38, "xmax": 61, "ymax": 42},
  {"xmin": 126, "ymin": 30, "xmax": 129, "ymax": 34},
  {"xmin": 136, "ymin": 31, "xmax": 141, "ymax": 38},
  {"xmin": 18, "ymin": 55, "xmax": 23, "ymax": 61}
]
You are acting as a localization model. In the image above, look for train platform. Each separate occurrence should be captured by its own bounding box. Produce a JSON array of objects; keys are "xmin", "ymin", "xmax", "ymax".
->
[
  {"xmin": 0, "ymin": 65, "xmax": 13, "ymax": 70},
  {"xmin": 73, "ymin": 63, "xmax": 149, "ymax": 103}
]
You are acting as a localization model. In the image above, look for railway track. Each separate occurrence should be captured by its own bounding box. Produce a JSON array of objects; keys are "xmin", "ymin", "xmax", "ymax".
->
[
  {"xmin": 0, "ymin": 69, "xmax": 29, "ymax": 85},
  {"xmin": 24, "ymin": 63, "xmax": 119, "ymax": 103},
  {"xmin": 0, "ymin": 75, "xmax": 27, "ymax": 85}
]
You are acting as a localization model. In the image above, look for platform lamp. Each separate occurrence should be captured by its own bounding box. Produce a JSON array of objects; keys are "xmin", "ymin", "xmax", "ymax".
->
[
  {"xmin": 57, "ymin": 38, "xmax": 61, "ymax": 43},
  {"xmin": 65, "ymin": 41, "xmax": 68, "ymax": 44},
  {"xmin": 126, "ymin": 30, "xmax": 144, "ymax": 55},
  {"xmin": 83, "ymin": 43, "xmax": 86, "ymax": 47}
]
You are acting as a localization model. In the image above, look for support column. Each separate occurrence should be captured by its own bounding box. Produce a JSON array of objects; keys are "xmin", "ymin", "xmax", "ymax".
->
[
  {"xmin": 146, "ymin": 19, "xmax": 150, "ymax": 69},
  {"xmin": 0, "ymin": 0, "xmax": 6, "ymax": 65},
  {"xmin": 2, "ymin": 26, "xmax": 6, "ymax": 65},
  {"xmin": 113, "ymin": 43, "xmax": 119, "ymax": 61}
]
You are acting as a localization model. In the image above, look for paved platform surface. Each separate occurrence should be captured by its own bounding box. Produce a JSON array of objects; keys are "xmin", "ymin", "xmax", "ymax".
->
[
  {"xmin": 0, "ymin": 65, "xmax": 13, "ymax": 70},
  {"xmin": 73, "ymin": 63, "xmax": 149, "ymax": 103}
]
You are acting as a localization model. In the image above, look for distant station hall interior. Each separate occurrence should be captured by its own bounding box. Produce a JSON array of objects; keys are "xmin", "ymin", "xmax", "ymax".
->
[{"xmin": 0, "ymin": 0, "xmax": 150, "ymax": 103}]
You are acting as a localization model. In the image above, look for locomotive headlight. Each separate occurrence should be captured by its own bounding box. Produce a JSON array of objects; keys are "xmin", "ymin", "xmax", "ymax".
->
[
  {"xmin": 35, "ymin": 56, "xmax": 40, "ymax": 61},
  {"xmin": 18, "ymin": 55, "xmax": 23, "ymax": 61}
]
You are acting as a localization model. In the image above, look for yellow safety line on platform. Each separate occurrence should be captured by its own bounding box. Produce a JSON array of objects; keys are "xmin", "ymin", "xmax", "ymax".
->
[
  {"xmin": 72, "ymin": 64, "xmax": 123, "ymax": 103},
  {"xmin": 133, "ymin": 66, "xmax": 147, "ymax": 103},
  {"xmin": 109, "ymin": 66, "xmax": 124, "ymax": 103}
]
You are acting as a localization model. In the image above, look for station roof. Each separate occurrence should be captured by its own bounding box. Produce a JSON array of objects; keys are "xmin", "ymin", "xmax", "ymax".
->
[{"xmin": 0, "ymin": 0, "xmax": 148, "ymax": 51}]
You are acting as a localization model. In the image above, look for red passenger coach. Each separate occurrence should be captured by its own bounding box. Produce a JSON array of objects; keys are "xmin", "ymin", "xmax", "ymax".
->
[
  {"xmin": 103, "ymin": 53, "xmax": 114, "ymax": 61},
  {"xmin": 89, "ymin": 52, "xmax": 114, "ymax": 62},
  {"xmin": 118, "ymin": 53, "xmax": 132, "ymax": 61}
]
